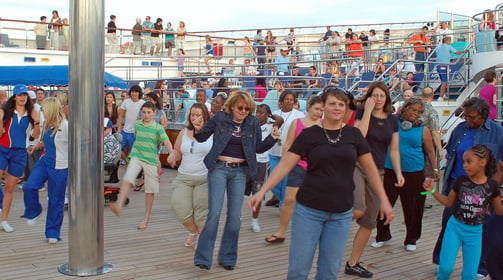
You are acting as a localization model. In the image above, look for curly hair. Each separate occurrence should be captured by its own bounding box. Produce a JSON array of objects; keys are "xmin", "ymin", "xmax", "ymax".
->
[{"xmin": 462, "ymin": 97, "xmax": 490, "ymax": 120}]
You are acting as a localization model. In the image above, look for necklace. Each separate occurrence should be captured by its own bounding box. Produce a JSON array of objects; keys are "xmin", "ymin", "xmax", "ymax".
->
[{"xmin": 322, "ymin": 121, "xmax": 342, "ymax": 144}]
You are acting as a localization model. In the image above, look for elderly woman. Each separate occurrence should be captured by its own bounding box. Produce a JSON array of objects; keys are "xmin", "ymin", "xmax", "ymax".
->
[
  {"xmin": 372, "ymin": 97, "xmax": 438, "ymax": 252},
  {"xmin": 193, "ymin": 91, "xmax": 280, "ymax": 270},
  {"xmin": 249, "ymin": 87, "xmax": 394, "ymax": 280},
  {"xmin": 433, "ymin": 97, "xmax": 503, "ymax": 277}
]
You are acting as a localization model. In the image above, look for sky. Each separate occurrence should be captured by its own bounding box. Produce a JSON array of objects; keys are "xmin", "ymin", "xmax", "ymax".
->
[{"xmin": 0, "ymin": 0, "xmax": 500, "ymax": 33}]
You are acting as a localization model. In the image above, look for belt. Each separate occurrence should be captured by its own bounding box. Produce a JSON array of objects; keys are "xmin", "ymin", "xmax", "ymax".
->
[{"xmin": 217, "ymin": 160, "xmax": 247, "ymax": 168}]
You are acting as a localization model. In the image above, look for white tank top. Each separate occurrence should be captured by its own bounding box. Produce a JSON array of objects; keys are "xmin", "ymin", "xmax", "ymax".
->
[{"xmin": 178, "ymin": 129, "xmax": 213, "ymax": 177}]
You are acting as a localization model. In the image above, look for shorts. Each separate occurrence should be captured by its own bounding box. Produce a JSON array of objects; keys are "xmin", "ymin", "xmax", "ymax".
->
[
  {"xmin": 245, "ymin": 161, "xmax": 269, "ymax": 196},
  {"xmin": 123, "ymin": 157, "xmax": 159, "ymax": 193},
  {"xmin": 177, "ymin": 66, "xmax": 184, "ymax": 71},
  {"xmin": 151, "ymin": 36, "xmax": 161, "ymax": 46},
  {"xmin": 437, "ymin": 65, "xmax": 448, "ymax": 83},
  {"xmin": 121, "ymin": 131, "xmax": 135, "ymax": 151},
  {"xmin": 0, "ymin": 146, "xmax": 27, "ymax": 177},
  {"xmin": 353, "ymin": 163, "xmax": 384, "ymax": 229},
  {"xmin": 286, "ymin": 164, "xmax": 306, "ymax": 188},
  {"xmin": 165, "ymin": 39, "xmax": 175, "ymax": 48}
]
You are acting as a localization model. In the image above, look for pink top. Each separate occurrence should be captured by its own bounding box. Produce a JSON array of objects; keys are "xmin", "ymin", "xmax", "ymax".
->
[
  {"xmin": 255, "ymin": 85, "xmax": 268, "ymax": 102},
  {"xmin": 293, "ymin": 118, "xmax": 309, "ymax": 170},
  {"xmin": 479, "ymin": 84, "xmax": 497, "ymax": 120}
]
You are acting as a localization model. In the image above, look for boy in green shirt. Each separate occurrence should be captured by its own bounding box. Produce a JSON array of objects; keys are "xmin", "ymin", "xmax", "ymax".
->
[{"xmin": 110, "ymin": 102, "xmax": 173, "ymax": 230}]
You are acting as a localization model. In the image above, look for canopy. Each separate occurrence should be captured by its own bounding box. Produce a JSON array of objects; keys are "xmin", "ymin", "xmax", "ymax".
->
[{"xmin": 0, "ymin": 65, "xmax": 128, "ymax": 89}]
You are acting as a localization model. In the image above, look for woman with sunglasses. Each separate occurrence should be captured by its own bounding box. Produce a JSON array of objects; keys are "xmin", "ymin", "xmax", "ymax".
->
[
  {"xmin": 432, "ymin": 97, "xmax": 503, "ymax": 277},
  {"xmin": 345, "ymin": 81, "xmax": 404, "ymax": 277},
  {"xmin": 249, "ymin": 87, "xmax": 394, "ymax": 280},
  {"xmin": 168, "ymin": 103, "xmax": 212, "ymax": 248},
  {"xmin": 193, "ymin": 91, "xmax": 280, "ymax": 270},
  {"xmin": 372, "ymin": 97, "xmax": 438, "ymax": 253}
]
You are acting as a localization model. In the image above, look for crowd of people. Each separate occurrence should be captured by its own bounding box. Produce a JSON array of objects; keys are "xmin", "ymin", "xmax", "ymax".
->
[{"xmin": 1, "ymin": 74, "xmax": 503, "ymax": 279}]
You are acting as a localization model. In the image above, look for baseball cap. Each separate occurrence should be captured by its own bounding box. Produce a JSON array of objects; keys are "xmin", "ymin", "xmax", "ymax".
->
[
  {"xmin": 28, "ymin": 90, "xmax": 37, "ymax": 100},
  {"xmin": 13, "ymin": 84, "xmax": 28, "ymax": 96},
  {"xmin": 280, "ymin": 48, "xmax": 288, "ymax": 52}
]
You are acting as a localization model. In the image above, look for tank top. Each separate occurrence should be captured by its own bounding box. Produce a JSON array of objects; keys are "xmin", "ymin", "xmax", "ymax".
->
[
  {"xmin": 178, "ymin": 129, "xmax": 213, "ymax": 177},
  {"xmin": 294, "ymin": 118, "xmax": 312, "ymax": 170},
  {"xmin": 385, "ymin": 123, "xmax": 424, "ymax": 172}
]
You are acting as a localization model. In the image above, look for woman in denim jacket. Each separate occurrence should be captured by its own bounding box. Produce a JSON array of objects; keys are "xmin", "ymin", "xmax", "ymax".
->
[
  {"xmin": 433, "ymin": 97, "xmax": 503, "ymax": 277},
  {"xmin": 193, "ymin": 91, "xmax": 280, "ymax": 270}
]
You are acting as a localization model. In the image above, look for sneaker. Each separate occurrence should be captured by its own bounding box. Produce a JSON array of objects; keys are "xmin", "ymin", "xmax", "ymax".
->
[
  {"xmin": 370, "ymin": 239, "xmax": 391, "ymax": 248},
  {"xmin": 251, "ymin": 218, "xmax": 261, "ymax": 233},
  {"xmin": 344, "ymin": 261, "xmax": 373, "ymax": 278},
  {"xmin": 1, "ymin": 221, "xmax": 14, "ymax": 233},
  {"xmin": 48, "ymin": 238, "xmax": 59, "ymax": 244},
  {"xmin": 405, "ymin": 244, "xmax": 417, "ymax": 251},
  {"xmin": 26, "ymin": 214, "xmax": 40, "ymax": 226},
  {"xmin": 476, "ymin": 274, "xmax": 487, "ymax": 280}
]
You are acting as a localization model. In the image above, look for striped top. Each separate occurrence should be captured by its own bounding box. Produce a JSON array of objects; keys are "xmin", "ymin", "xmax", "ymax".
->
[{"xmin": 129, "ymin": 120, "xmax": 169, "ymax": 165}]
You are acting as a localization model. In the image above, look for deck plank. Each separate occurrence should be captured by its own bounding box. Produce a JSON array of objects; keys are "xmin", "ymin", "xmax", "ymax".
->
[{"xmin": 0, "ymin": 167, "xmax": 466, "ymax": 279}]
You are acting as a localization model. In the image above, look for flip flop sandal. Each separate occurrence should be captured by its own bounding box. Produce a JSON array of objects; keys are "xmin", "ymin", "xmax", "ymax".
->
[{"xmin": 265, "ymin": 234, "xmax": 285, "ymax": 243}]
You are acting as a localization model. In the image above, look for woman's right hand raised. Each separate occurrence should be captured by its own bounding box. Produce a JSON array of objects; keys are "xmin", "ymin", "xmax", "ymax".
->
[{"xmin": 364, "ymin": 97, "xmax": 376, "ymax": 112}]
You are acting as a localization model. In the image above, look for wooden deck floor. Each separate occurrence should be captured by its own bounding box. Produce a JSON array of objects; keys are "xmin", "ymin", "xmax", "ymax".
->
[{"xmin": 0, "ymin": 166, "xmax": 466, "ymax": 280}]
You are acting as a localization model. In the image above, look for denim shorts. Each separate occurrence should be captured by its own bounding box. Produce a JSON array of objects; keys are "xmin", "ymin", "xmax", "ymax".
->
[
  {"xmin": 437, "ymin": 65, "xmax": 448, "ymax": 82},
  {"xmin": 286, "ymin": 164, "xmax": 306, "ymax": 188}
]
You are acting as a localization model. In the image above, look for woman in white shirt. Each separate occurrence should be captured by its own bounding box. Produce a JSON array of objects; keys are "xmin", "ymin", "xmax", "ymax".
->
[{"xmin": 168, "ymin": 103, "xmax": 213, "ymax": 248}]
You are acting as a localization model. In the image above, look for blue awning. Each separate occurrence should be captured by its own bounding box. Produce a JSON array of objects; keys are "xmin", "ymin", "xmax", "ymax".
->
[{"xmin": 0, "ymin": 65, "xmax": 128, "ymax": 89}]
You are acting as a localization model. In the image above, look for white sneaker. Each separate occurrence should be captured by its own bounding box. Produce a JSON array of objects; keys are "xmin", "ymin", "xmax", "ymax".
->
[
  {"xmin": 48, "ymin": 238, "xmax": 59, "ymax": 244},
  {"xmin": 476, "ymin": 273, "xmax": 487, "ymax": 280},
  {"xmin": 1, "ymin": 221, "xmax": 14, "ymax": 233},
  {"xmin": 370, "ymin": 241, "xmax": 384, "ymax": 248},
  {"xmin": 405, "ymin": 244, "xmax": 417, "ymax": 251},
  {"xmin": 437, "ymin": 96, "xmax": 444, "ymax": 101},
  {"xmin": 251, "ymin": 218, "xmax": 261, "ymax": 233},
  {"xmin": 26, "ymin": 215, "xmax": 40, "ymax": 226}
]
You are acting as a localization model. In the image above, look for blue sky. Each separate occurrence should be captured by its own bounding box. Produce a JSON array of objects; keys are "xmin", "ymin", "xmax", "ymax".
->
[{"xmin": 0, "ymin": 0, "xmax": 500, "ymax": 32}]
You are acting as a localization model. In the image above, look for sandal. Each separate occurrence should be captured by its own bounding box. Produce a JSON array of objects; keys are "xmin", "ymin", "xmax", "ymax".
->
[
  {"xmin": 265, "ymin": 234, "xmax": 285, "ymax": 244},
  {"xmin": 185, "ymin": 232, "xmax": 198, "ymax": 247},
  {"xmin": 133, "ymin": 183, "xmax": 144, "ymax": 192}
]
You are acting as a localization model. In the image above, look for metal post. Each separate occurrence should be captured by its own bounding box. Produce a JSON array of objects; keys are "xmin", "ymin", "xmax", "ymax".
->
[{"xmin": 58, "ymin": 0, "xmax": 112, "ymax": 276}]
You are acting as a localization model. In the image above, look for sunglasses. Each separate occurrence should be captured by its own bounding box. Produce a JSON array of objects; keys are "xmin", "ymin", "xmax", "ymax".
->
[
  {"xmin": 190, "ymin": 141, "xmax": 195, "ymax": 153},
  {"xmin": 464, "ymin": 113, "xmax": 481, "ymax": 121},
  {"xmin": 236, "ymin": 106, "xmax": 250, "ymax": 112}
]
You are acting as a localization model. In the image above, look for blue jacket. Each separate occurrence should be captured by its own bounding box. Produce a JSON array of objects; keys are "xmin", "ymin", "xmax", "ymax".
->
[
  {"xmin": 194, "ymin": 111, "xmax": 277, "ymax": 178},
  {"xmin": 443, "ymin": 118, "xmax": 503, "ymax": 195}
]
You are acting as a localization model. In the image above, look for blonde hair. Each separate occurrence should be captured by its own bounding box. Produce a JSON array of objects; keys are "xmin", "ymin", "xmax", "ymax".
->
[
  {"xmin": 41, "ymin": 97, "xmax": 65, "ymax": 135},
  {"xmin": 55, "ymin": 92, "xmax": 68, "ymax": 106},
  {"xmin": 223, "ymin": 91, "xmax": 256, "ymax": 116}
]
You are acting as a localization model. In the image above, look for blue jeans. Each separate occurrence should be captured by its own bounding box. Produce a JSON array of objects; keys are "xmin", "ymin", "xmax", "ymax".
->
[
  {"xmin": 438, "ymin": 216, "xmax": 482, "ymax": 280},
  {"xmin": 270, "ymin": 155, "xmax": 288, "ymax": 208},
  {"xmin": 414, "ymin": 51, "xmax": 426, "ymax": 72},
  {"xmin": 287, "ymin": 202, "xmax": 353, "ymax": 280},
  {"xmin": 22, "ymin": 160, "xmax": 68, "ymax": 240},
  {"xmin": 194, "ymin": 164, "xmax": 247, "ymax": 268}
]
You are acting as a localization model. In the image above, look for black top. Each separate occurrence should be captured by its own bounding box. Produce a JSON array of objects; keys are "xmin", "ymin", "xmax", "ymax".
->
[
  {"xmin": 132, "ymin": 23, "xmax": 142, "ymax": 36},
  {"xmin": 151, "ymin": 23, "xmax": 163, "ymax": 38},
  {"xmin": 220, "ymin": 122, "xmax": 246, "ymax": 159},
  {"xmin": 256, "ymin": 45, "xmax": 266, "ymax": 56},
  {"xmin": 107, "ymin": 21, "xmax": 116, "ymax": 34},
  {"xmin": 355, "ymin": 109, "xmax": 398, "ymax": 169},
  {"xmin": 289, "ymin": 125, "xmax": 370, "ymax": 213},
  {"xmin": 452, "ymin": 176, "xmax": 500, "ymax": 225}
]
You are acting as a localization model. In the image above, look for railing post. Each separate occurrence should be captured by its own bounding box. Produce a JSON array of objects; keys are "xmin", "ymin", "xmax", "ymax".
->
[{"xmin": 58, "ymin": 0, "xmax": 112, "ymax": 276}]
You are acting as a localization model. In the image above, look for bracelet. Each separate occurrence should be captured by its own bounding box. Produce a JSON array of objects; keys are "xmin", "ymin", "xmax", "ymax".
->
[
  {"xmin": 421, "ymin": 187, "xmax": 435, "ymax": 195},
  {"xmin": 433, "ymin": 168, "xmax": 439, "ymax": 172},
  {"xmin": 34, "ymin": 122, "xmax": 40, "ymax": 125}
]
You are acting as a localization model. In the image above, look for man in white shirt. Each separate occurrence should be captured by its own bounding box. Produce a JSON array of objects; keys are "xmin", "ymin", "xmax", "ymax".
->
[
  {"xmin": 117, "ymin": 85, "xmax": 146, "ymax": 161},
  {"xmin": 433, "ymin": 22, "xmax": 452, "ymax": 44}
]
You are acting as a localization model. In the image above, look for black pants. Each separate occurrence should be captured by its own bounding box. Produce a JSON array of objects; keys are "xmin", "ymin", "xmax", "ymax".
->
[{"xmin": 375, "ymin": 169, "xmax": 425, "ymax": 245}]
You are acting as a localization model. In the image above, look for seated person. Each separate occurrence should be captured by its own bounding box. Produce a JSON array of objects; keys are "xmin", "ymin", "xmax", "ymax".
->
[
  {"xmin": 401, "ymin": 55, "xmax": 416, "ymax": 73},
  {"xmin": 288, "ymin": 66, "xmax": 306, "ymax": 96},
  {"xmin": 385, "ymin": 68, "xmax": 400, "ymax": 92},
  {"xmin": 304, "ymin": 66, "xmax": 320, "ymax": 98},
  {"xmin": 373, "ymin": 58, "xmax": 386, "ymax": 77},
  {"xmin": 104, "ymin": 118, "xmax": 121, "ymax": 183},
  {"xmin": 174, "ymin": 87, "xmax": 190, "ymax": 123},
  {"xmin": 400, "ymin": 72, "xmax": 417, "ymax": 92},
  {"xmin": 243, "ymin": 58, "xmax": 258, "ymax": 76}
]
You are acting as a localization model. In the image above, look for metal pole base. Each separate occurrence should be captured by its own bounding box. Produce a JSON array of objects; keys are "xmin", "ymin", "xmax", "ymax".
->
[{"xmin": 58, "ymin": 262, "xmax": 113, "ymax": 276}]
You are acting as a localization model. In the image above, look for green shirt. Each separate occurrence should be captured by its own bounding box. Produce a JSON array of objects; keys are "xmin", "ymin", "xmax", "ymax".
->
[
  {"xmin": 165, "ymin": 27, "xmax": 174, "ymax": 40},
  {"xmin": 129, "ymin": 120, "xmax": 169, "ymax": 165}
]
